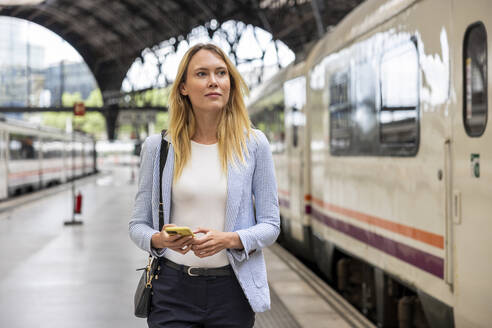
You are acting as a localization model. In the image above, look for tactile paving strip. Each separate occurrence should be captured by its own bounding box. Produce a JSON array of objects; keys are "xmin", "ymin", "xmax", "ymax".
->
[{"xmin": 254, "ymin": 287, "xmax": 301, "ymax": 328}]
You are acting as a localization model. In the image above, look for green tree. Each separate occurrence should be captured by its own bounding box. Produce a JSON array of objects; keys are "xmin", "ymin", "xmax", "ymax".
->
[
  {"xmin": 42, "ymin": 112, "xmax": 72, "ymax": 130},
  {"xmin": 43, "ymin": 90, "xmax": 105, "ymax": 138},
  {"xmin": 42, "ymin": 87, "xmax": 169, "ymax": 139},
  {"xmin": 62, "ymin": 92, "xmax": 83, "ymax": 107},
  {"xmin": 155, "ymin": 112, "xmax": 169, "ymax": 130},
  {"xmin": 85, "ymin": 89, "xmax": 103, "ymax": 107},
  {"xmin": 73, "ymin": 112, "xmax": 106, "ymax": 138},
  {"xmin": 131, "ymin": 86, "xmax": 170, "ymax": 107}
]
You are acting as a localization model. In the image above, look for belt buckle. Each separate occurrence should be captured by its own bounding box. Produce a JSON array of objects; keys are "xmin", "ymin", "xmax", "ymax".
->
[{"xmin": 187, "ymin": 266, "xmax": 200, "ymax": 277}]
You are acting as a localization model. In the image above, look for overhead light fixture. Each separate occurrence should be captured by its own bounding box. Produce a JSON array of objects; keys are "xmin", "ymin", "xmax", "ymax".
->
[{"xmin": 0, "ymin": 0, "xmax": 45, "ymax": 5}]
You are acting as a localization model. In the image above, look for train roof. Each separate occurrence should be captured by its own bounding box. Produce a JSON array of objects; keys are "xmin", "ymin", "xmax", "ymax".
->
[
  {"xmin": 247, "ymin": 60, "xmax": 307, "ymax": 110},
  {"xmin": 247, "ymin": 65, "xmax": 291, "ymax": 109},
  {"xmin": 0, "ymin": 115, "xmax": 93, "ymax": 140},
  {"xmin": 248, "ymin": 0, "xmax": 418, "ymax": 106},
  {"xmin": 249, "ymin": 0, "xmax": 420, "ymax": 113},
  {"xmin": 285, "ymin": 60, "xmax": 307, "ymax": 81},
  {"xmin": 306, "ymin": 0, "xmax": 419, "ymax": 67},
  {"xmin": 337, "ymin": 0, "xmax": 418, "ymax": 44}
]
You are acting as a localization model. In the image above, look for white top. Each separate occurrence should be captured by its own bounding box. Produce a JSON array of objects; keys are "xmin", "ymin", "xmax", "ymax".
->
[{"xmin": 163, "ymin": 140, "xmax": 229, "ymax": 267}]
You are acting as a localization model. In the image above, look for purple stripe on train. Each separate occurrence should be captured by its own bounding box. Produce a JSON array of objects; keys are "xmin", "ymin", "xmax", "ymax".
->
[
  {"xmin": 278, "ymin": 197, "xmax": 290, "ymax": 208},
  {"xmin": 311, "ymin": 207, "xmax": 444, "ymax": 279}
]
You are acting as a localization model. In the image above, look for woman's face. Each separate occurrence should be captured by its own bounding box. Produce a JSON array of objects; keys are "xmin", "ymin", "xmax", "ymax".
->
[{"xmin": 180, "ymin": 49, "xmax": 231, "ymax": 115}]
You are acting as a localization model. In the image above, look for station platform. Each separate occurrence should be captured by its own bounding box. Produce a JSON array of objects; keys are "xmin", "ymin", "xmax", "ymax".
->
[{"xmin": 0, "ymin": 165, "xmax": 374, "ymax": 328}]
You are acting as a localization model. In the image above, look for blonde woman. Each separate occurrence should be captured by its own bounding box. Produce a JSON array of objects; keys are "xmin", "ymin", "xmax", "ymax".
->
[{"xmin": 129, "ymin": 43, "xmax": 280, "ymax": 328}]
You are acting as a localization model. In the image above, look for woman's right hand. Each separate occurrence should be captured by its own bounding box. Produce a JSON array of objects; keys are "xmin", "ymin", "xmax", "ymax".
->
[{"xmin": 151, "ymin": 224, "xmax": 194, "ymax": 254}]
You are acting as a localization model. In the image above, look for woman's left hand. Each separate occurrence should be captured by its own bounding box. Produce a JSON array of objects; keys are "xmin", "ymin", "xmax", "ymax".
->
[{"xmin": 191, "ymin": 228, "xmax": 242, "ymax": 258}]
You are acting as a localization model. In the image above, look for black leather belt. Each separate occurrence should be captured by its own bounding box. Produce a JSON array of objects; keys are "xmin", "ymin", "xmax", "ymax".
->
[{"xmin": 160, "ymin": 258, "xmax": 233, "ymax": 277}]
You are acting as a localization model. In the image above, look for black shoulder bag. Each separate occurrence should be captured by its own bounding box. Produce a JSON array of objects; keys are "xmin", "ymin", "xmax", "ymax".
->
[{"xmin": 134, "ymin": 130, "xmax": 169, "ymax": 318}]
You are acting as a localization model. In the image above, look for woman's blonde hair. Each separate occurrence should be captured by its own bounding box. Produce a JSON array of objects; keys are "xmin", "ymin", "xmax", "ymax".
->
[{"xmin": 168, "ymin": 43, "xmax": 253, "ymax": 183}]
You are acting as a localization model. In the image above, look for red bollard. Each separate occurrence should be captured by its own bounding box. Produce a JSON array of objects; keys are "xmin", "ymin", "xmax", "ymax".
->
[{"xmin": 74, "ymin": 191, "xmax": 83, "ymax": 214}]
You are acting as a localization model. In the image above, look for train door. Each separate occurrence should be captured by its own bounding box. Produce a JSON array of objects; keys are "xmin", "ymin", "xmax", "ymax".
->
[
  {"xmin": 0, "ymin": 130, "xmax": 7, "ymax": 199},
  {"xmin": 451, "ymin": 1, "xmax": 492, "ymax": 326},
  {"xmin": 284, "ymin": 77, "xmax": 308, "ymax": 251}
]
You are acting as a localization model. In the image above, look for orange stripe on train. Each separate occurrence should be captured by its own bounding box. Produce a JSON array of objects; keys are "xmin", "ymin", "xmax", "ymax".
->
[{"xmin": 308, "ymin": 195, "xmax": 444, "ymax": 249}]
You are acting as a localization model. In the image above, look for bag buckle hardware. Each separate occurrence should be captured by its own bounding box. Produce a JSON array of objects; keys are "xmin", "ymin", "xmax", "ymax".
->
[
  {"xmin": 145, "ymin": 257, "xmax": 155, "ymax": 288},
  {"xmin": 187, "ymin": 266, "xmax": 200, "ymax": 277}
]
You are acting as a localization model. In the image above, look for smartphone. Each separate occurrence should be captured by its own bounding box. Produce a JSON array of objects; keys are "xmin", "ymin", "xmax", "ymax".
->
[{"xmin": 165, "ymin": 226, "xmax": 194, "ymax": 237}]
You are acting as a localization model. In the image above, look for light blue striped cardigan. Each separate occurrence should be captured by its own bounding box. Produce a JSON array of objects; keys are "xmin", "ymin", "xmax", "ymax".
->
[{"xmin": 129, "ymin": 129, "xmax": 280, "ymax": 312}]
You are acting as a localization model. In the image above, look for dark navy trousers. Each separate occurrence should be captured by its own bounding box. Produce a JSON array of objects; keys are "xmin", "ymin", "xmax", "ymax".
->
[{"xmin": 147, "ymin": 259, "xmax": 255, "ymax": 328}]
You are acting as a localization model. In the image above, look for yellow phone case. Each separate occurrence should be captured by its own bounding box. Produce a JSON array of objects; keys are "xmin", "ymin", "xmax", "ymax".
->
[{"xmin": 165, "ymin": 226, "xmax": 194, "ymax": 237}]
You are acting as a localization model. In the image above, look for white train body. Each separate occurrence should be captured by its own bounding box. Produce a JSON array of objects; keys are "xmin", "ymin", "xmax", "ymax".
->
[
  {"xmin": 249, "ymin": 0, "xmax": 491, "ymax": 326},
  {"xmin": 0, "ymin": 116, "xmax": 96, "ymax": 200}
]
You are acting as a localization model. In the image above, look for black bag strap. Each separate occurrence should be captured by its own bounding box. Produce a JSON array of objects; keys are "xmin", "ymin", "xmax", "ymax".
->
[{"xmin": 158, "ymin": 130, "xmax": 169, "ymax": 231}]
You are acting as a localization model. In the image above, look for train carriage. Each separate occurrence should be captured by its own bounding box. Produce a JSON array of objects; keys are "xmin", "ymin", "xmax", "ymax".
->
[
  {"xmin": 249, "ymin": 0, "xmax": 492, "ymax": 326},
  {"xmin": 0, "ymin": 115, "xmax": 97, "ymax": 200}
]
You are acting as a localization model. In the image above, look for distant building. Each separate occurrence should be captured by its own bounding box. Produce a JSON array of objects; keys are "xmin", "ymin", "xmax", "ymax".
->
[
  {"xmin": 44, "ymin": 61, "xmax": 98, "ymax": 106},
  {"xmin": 0, "ymin": 17, "xmax": 97, "ymax": 108},
  {"xmin": 0, "ymin": 18, "xmax": 45, "ymax": 107},
  {"xmin": 0, "ymin": 19, "xmax": 44, "ymax": 69}
]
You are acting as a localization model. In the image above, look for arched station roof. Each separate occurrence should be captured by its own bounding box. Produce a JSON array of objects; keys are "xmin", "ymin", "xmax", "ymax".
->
[{"xmin": 0, "ymin": 0, "xmax": 364, "ymax": 95}]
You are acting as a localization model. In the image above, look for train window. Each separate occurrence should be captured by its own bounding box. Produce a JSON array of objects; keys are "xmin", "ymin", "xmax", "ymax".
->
[
  {"xmin": 250, "ymin": 91, "xmax": 286, "ymax": 154},
  {"xmin": 254, "ymin": 105, "xmax": 285, "ymax": 154},
  {"xmin": 65, "ymin": 142, "xmax": 72, "ymax": 157},
  {"xmin": 463, "ymin": 22, "xmax": 487, "ymax": 137},
  {"xmin": 284, "ymin": 77, "xmax": 306, "ymax": 149},
  {"xmin": 380, "ymin": 39, "xmax": 419, "ymax": 154},
  {"xmin": 85, "ymin": 143, "xmax": 93, "ymax": 155},
  {"xmin": 353, "ymin": 60, "xmax": 378, "ymax": 154},
  {"xmin": 9, "ymin": 134, "xmax": 38, "ymax": 160},
  {"xmin": 74, "ymin": 142, "xmax": 83, "ymax": 156},
  {"xmin": 42, "ymin": 139, "xmax": 63, "ymax": 159},
  {"xmin": 329, "ymin": 71, "xmax": 352, "ymax": 154}
]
